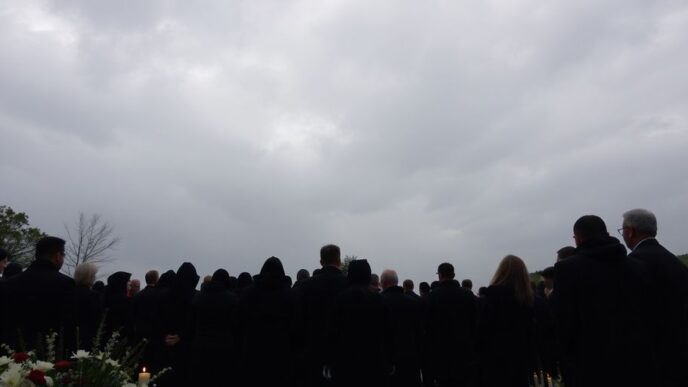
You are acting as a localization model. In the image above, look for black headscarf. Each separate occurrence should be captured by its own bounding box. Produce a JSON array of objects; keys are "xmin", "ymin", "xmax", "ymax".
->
[
  {"xmin": 237, "ymin": 272, "xmax": 253, "ymax": 290},
  {"xmin": 256, "ymin": 256, "xmax": 289, "ymax": 290},
  {"xmin": 157, "ymin": 270, "xmax": 176, "ymax": 289},
  {"xmin": 347, "ymin": 259, "xmax": 372, "ymax": 286},
  {"xmin": 211, "ymin": 269, "xmax": 231, "ymax": 290},
  {"xmin": 174, "ymin": 262, "xmax": 200, "ymax": 298}
]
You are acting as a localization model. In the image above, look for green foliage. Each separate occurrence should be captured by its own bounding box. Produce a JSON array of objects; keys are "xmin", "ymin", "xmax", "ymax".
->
[
  {"xmin": 0, "ymin": 205, "xmax": 47, "ymax": 266},
  {"xmin": 342, "ymin": 255, "xmax": 358, "ymax": 275},
  {"xmin": 678, "ymin": 254, "xmax": 687, "ymax": 267}
]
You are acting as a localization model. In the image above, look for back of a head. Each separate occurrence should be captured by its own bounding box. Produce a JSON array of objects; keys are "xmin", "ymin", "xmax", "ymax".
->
[
  {"xmin": 380, "ymin": 269, "xmax": 399, "ymax": 289},
  {"xmin": 419, "ymin": 281, "xmax": 430, "ymax": 294},
  {"xmin": 461, "ymin": 279, "xmax": 473, "ymax": 290},
  {"xmin": 403, "ymin": 279, "xmax": 414, "ymax": 291},
  {"xmin": 478, "ymin": 286, "xmax": 487, "ymax": 296},
  {"xmin": 573, "ymin": 215, "xmax": 609, "ymax": 241},
  {"xmin": 437, "ymin": 262, "xmax": 455, "ymax": 280},
  {"xmin": 370, "ymin": 273, "xmax": 380, "ymax": 286},
  {"xmin": 237, "ymin": 272, "xmax": 253, "ymax": 288},
  {"xmin": 176, "ymin": 262, "xmax": 200, "ymax": 291},
  {"xmin": 157, "ymin": 270, "xmax": 176, "ymax": 288},
  {"xmin": 348, "ymin": 259, "xmax": 372, "ymax": 286},
  {"xmin": 260, "ymin": 256, "xmax": 286, "ymax": 277},
  {"xmin": 541, "ymin": 266, "xmax": 556, "ymax": 279},
  {"xmin": 296, "ymin": 268, "xmax": 310, "ymax": 282},
  {"xmin": 490, "ymin": 255, "xmax": 533, "ymax": 305},
  {"xmin": 320, "ymin": 244, "xmax": 341, "ymax": 267},
  {"xmin": 35, "ymin": 236, "xmax": 66, "ymax": 261},
  {"xmin": 107, "ymin": 271, "xmax": 132, "ymax": 295},
  {"xmin": 0, "ymin": 248, "xmax": 8, "ymax": 261},
  {"xmin": 92, "ymin": 280, "xmax": 105, "ymax": 293},
  {"xmin": 74, "ymin": 262, "xmax": 98, "ymax": 288},
  {"xmin": 623, "ymin": 208, "xmax": 658, "ymax": 237},
  {"xmin": 212, "ymin": 268, "xmax": 231, "ymax": 290},
  {"xmin": 145, "ymin": 270, "xmax": 159, "ymax": 286},
  {"xmin": 557, "ymin": 246, "xmax": 576, "ymax": 261}
]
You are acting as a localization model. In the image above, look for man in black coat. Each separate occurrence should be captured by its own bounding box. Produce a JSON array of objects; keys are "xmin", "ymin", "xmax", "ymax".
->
[
  {"xmin": 620, "ymin": 209, "xmax": 688, "ymax": 387},
  {"xmin": 553, "ymin": 215, "xmax": 654, "ymax": 387},
  {"xmin": 0, "ymin": 236, "xmax": 75, "ymax": 351},
  {"xmin": 299, "ymin": 244, "xmax": 349, "ymax": 387},
  {"xmin": 424, "ymin": 262, "xmax": 477, "ymax": 387},
  {"xmin": 381, "ymin": 269, "xmax": 422, "ymax": 387},
  {"xmin": 328, "ymin": 259, "xmax": 392, "ymax": 387}
]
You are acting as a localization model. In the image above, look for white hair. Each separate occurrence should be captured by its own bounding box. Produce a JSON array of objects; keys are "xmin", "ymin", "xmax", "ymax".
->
[
  {"xmin": 74, "ymin": 262, "xmax": 98, "ymax": 288},
  {"xmin": 380, "ymin": 269, "xmax": 399, "ymax": 287},
  {"xmin": 623, "ymin": 208, "xmax": 658, "ymax": 237}
]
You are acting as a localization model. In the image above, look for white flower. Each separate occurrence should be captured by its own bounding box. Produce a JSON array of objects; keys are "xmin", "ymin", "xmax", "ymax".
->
[
  {"xmin": 0, "ymin": 362, "xmax": 23, "ymax": 386},
  {"xmin": 0, "ymin": 356, "xmax": 10, "ymax": 366},
  {"xmin": 105, "ymin": 358, "xmax": 119, "ymax": 368},
  {"xmin": 72, "ymin": 350, "xmax": 91, "ymax": 359},
  {"xmin": 45, "ymin": 375, "xmax": 54, "ymax": 386},
  {"xmin": 32, "ymin": 360, "xmax": 54, "ymax": 372}
]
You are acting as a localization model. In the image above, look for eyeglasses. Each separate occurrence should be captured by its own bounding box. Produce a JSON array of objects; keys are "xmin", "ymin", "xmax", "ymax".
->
[{"xmin": 617, "ymin": 227, "xmax": 626, "ymax": 235}]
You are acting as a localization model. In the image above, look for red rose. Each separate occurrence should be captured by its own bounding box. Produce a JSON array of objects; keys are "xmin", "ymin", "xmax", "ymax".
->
[
  {"xmin": 27, "ymin": 369, "xmax": 47, "ymax": 385},
  {"xmin": 12, "ymin": 352, "xmax": 29, "ymax": 362},
  {"xmin": 54, "ymin": 360, "xmax": 71, "ymax": 370}
]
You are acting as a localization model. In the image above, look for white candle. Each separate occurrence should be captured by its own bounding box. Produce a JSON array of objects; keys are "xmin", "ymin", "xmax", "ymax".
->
[
  {"xmin": 547, "ymin": 374, "xmax": 553, "ymax": 386},
  {"xmin": 138, "ymin": 367, "xmax": 151, "ymax": 386}
]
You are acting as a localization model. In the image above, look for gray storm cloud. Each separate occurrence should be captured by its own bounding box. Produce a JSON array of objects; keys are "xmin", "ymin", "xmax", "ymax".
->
[{"xmin": 1, "ymin": 0, "xmax": 687, "ymax": 286}]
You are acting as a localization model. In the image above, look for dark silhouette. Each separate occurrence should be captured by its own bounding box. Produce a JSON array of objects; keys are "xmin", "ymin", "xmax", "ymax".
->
[
  {"xmin": 621, "ymin": 209, "xmax": 688, "ymax": 387},
  {"xmin": 154, "ymin": 262, "xmax": 199, "ymax": 387},
  {"xmin": 328, "ymin": 259, "xmax": 392, "ymax": 387},
  {"xmin": 553, "ymin": 215, "xmax": 654, "ymax": 387},
  {"xmin": 477, "ymin": 255, "xmax": 535, "ymax": 387},
  {"xmin": 190, "ymin": 269, "xmax": 240, "ymax": 386},
  {"xmin": 103, "ymin": 271, "xmax": 134, "ymax": 340},
  {"xmin": 0, "ymin": 236, "xmax": 75, "ymax": 351},
  {"xmin": 236, "ymin": 257, "xmax": 302, "ymax": 387},
  {"xmin": 2, "ymin": 262, "xmax": 22, "ymax": 279},
  {"xmin": 381, "ymin": 270, "xmax": 422, "ymax": 387},
  {"xmin": 424, "ymin": 262, "xmax": 477, "ymax": 387},
  {"xmin": 299, "ymin": 244, "xmax": 348, "ymax": 387}
]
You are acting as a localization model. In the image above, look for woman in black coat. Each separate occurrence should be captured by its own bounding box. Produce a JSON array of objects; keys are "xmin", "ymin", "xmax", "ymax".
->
[
  {"xmin": 477, "ymin": 255, "xmax": 536, "ymax": 387},
  {"xmin": 153, "ymin": 263, "xmax": 199, "ymax": 387},
  {"xmin": 236, "ymin": 257, "xmax": 302, "ymax": 387},
  {"xmin": 189, "ymin": 269, "xmax": 239, "ymax": 386},
  {"xmin": 103, "ymin": 271, "xmax": 133, "ymax": 341}
]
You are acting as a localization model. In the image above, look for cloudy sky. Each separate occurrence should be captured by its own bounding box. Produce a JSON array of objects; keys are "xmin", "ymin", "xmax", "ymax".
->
[{"xmin": 1, "ymin": 0, "xmax": 687, "ymax": 287}]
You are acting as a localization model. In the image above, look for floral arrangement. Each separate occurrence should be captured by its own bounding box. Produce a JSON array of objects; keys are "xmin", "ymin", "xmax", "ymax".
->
[{"xmin": 0, "ymin": 329, "xmax": 168, "ymax": 387}]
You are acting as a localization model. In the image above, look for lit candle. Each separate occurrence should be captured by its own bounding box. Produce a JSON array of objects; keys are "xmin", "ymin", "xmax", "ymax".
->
[
  {"xmin": 547, "ymin": 374, "xmax": 553, "ymax": 387},
  {"xmin": 138, "ymin": 367, "xmax": 151, "ymax": 386}
]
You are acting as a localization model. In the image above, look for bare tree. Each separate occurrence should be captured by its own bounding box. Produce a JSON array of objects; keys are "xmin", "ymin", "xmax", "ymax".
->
[{"xmin": 64, "ymin": 213, "xmax": 120, "ymax": 275}]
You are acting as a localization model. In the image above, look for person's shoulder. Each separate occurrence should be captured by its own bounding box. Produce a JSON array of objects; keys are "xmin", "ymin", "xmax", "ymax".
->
[{"xmin": 56, "ymin": 271, "xmax": 75, "ymax": 287}]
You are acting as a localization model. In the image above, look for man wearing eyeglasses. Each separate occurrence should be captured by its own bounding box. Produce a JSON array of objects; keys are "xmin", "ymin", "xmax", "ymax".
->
[{"xmin": 620, "ymin": 209, "xmax": 688, "ymax": 387}]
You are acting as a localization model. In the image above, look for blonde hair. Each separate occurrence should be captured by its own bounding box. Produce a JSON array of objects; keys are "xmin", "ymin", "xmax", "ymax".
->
[
  {"xmin": 490, "ymin": 255, "xmax": 533, "ymax": 305},
  {"xmin": 74, "ymin": 262, "xmax": 98, "ymax": 288}
]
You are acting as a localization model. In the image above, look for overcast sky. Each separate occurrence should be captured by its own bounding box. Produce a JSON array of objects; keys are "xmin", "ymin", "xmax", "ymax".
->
[{"xmin": 1, "ymin": 0, "xmax": 687, "ymax": 288}]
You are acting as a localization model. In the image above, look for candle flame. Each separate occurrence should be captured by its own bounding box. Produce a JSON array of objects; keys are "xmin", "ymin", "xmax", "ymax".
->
[{"xmin": 143, "ymin": 367, "xmax": 146, "ymax": 372}]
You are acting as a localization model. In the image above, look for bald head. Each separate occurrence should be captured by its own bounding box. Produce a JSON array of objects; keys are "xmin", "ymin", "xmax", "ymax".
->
[{"xmin": 380, "ymin": 269, "xmax": 399, "ymax": 290}]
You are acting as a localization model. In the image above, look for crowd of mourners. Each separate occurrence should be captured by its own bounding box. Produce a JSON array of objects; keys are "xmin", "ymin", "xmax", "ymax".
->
[{"xmin": 0, "ymin": 208, "xmax": 687, "ymax": 387}]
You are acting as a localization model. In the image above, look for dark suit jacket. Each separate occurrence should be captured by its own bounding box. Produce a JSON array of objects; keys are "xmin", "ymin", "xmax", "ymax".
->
[
  {"xmin": 0, "ymin": 260, "xmax": 75, "ymax": 351},
  {"xmin": 629, "ymin": 238, "xmax": 688, "ymax": 387},
  {"xmin": 423, "ymin": 279, "xmax": 478, "ymax": 385},
  {"xmin": 553, "ymin": 236, "xmax": 654, "ymax": 387}
]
